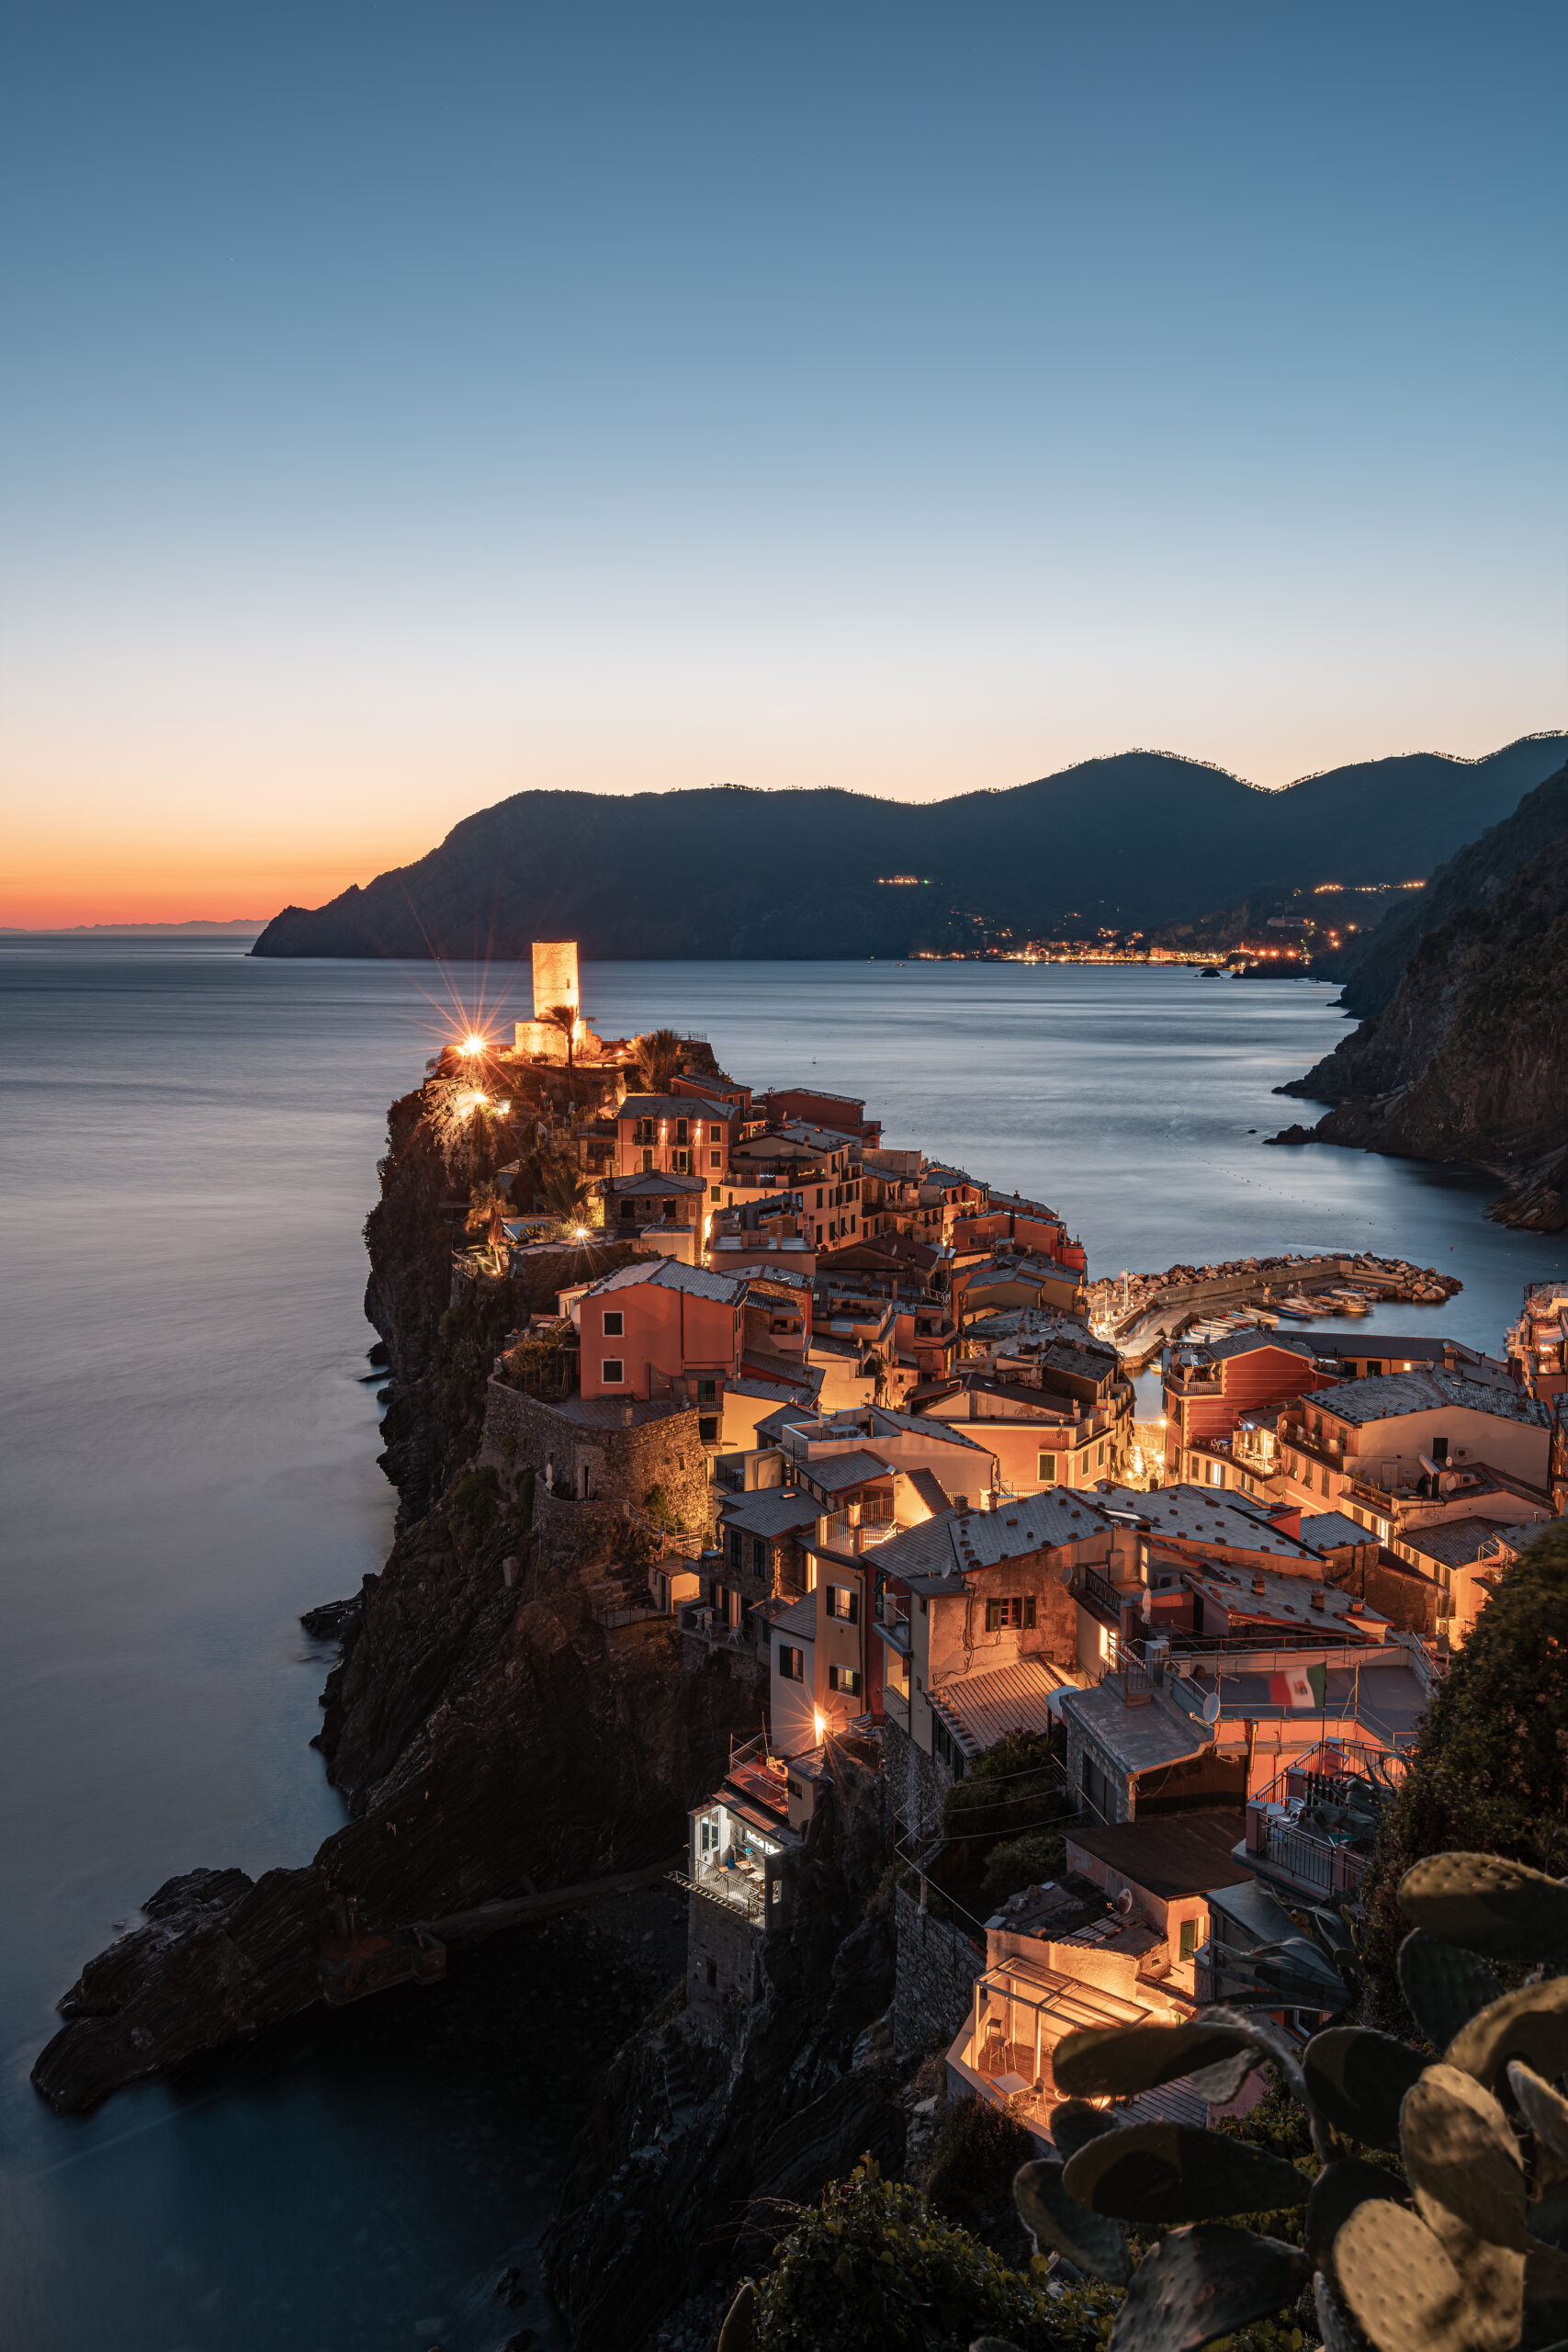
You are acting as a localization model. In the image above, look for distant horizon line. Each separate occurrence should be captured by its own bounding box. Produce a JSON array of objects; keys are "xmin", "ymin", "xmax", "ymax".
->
[{"xmin": 0, "ymin": 920, "xmax": 269, "ymax": 934}]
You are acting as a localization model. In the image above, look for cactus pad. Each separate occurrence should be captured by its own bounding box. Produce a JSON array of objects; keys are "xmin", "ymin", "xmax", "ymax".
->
[
  {"xmin": 1050, "ymin": 2018, "xmax": 1261, "ymax": 2099},
  {"xmin": 1397, "ymin": 1928, "xmax": 1503, "ymax": 2049},
  {"xmin": 1048, "ymin": 2098, "xmax": 1123, "ymax": 2162},
  {"xmin": 1012, "ymin": 2156, "xmax": 1132, "ymax": 2285},
  {"xmin": 1105, "ymin": 2224, "xmax": 1308, "ymax": 2351},
  {"xmin": 1303, "ymin": 2027, "xmax": 1428, "ymax": 2150},
  {"xmin": 1336, "ymin": 2197, "xmax": 1491, "ymax": 2352},
  {"xmin": 1305, "ymin": 2156, "xmax": 1407, "ymax": 2269},
  {"xmin": 1399, "ymin": 2063, "xmax": 1525, "ymax": 2250},
  {"xmin": 1400, "ymin": 1853, "xmax": 1568, "ymax": 1962},
  {"xmin": 1508, "ymin": 2060, "xmax": 1568, "ymax": 2163},
  {"xmin": 1448, "ymin": 1976, "xmax": 1568, "ymax": 2090},
  {"xmin": 1062, "ymin": 2120, "xmax": 1309, "ymax": 2224}
]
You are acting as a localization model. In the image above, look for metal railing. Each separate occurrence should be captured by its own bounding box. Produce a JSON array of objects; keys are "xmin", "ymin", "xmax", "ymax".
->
[
  {"xmin": 669, "ymin": 1864, "xmax": 765, "ymax": 1921},
  {"xmin": 1077, "ymin": 1565, "xmax": 1130, "ymax": 1628},
  {"xmin": 1262, "ymin": 1821, "xmax": 1337, "ymax": 1894}
]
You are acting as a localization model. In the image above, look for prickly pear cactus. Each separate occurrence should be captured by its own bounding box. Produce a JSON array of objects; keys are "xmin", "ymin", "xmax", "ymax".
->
[{"xmin": 1004, "ymin": 1848, "xmax": 1568, "ymax": 2352}]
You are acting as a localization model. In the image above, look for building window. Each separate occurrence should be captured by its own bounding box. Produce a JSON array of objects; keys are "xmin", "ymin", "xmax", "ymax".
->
[
  {"xmin": 828, "ymin": 1664, "xmax": 862, "ymax": 1697},
  {"xmin": 675, "ymin": 1119, "xmax": 689, "ymax": 1145},
  {"xmin": 1096, "ymin": 1442, "xmax": 1105, "ymax": 1468},
  {"xmin": 826, "ymin": 1584, "xmax": 859, "ymax": 1623},
  {"xmin": 641, "ymin": 1149, "xmax": 654, "ymax": 1172},
  {"xmin": 816, "ymin": 1188, "xmax": 824, "ymax": 1208},
  {"xmin": 673, "ymin": 1149, "xmax": 690, "ymax": 1173},
  {"xmin": 728, "ymin": 1528, "xmax": 744, "ymax": 1570},
  {"xmin": 985, "ymin": 1595, "xmax": 1036, "ymax": 1632},
  {"xmin": 601, "ymin": 1358, "xmax": 624, "ymax": 1385},
  {"xmin": 602, "ymin": 1310, "xmax": 624, "ymax": 1337},
  {"xmin": 1038, "ymin": 1452, "xmax": 1056, "ymax": 1481},
  {"xmin": 696, "ymin": 1376, "xmax": 716, "ymax": 1403},
  {"xmin": 698, "ymin": 1414, "xmax": 719, "ymax": 1443},
  {"xmin": 710, "ymin": 1184, "xmax": 721, "ymax": 1202},
  {"xmin": 1179, "ymin": 1917, "xmax": 1197, "ymax": 1962},
  {"xmin": 710, "ymin": 1149, "xmax": 722, "ymax": 1169},
  {"xmin": 752, "ymin": 1537, "xmax": 767, "ymax": 1577},
  {"xmin": 709, "ymin": 1125, "xmax": 721, "ymax": 1144},
  {"xmin": 777, "ymin": 1643, "xmax": 805, "ymax": 1682}
]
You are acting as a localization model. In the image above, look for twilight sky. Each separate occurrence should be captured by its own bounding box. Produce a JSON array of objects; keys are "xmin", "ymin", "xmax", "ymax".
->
[{"xmin": 3, "ymin": 2, "xmax": 1563, "ymax": 925}]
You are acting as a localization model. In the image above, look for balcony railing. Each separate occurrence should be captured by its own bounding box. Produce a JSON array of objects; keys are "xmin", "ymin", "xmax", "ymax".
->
[{"xmin": 1076, "ymin": 1565, "xmax": 1134, "ymax": 1630}]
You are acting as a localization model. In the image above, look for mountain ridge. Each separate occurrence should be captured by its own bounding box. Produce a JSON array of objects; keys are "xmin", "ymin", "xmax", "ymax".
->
[{"xmin": 251, "ymin": 733, "xmax": 1566, "ymax": 961}]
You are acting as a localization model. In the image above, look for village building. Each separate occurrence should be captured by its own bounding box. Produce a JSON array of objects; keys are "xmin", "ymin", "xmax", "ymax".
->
[
  {"xmin": 916, "ymin": 1355, "xmax": 1133, "ymax": 1493},
  {"xmin": 949, "ymin": 1193, "xmax": 1086, "ymax": 1272},
  {"xmin": 951, "ymin": 1247, "xmax": 1089, "ymax": 1326},
  {"xmin": 753, "ymin": 1084, "xmax": 882, "ymax": 1146},
  {"xmin": 1261, "ymin": 1370, "xmax": 1552, "ymax": 1538},
  {"xmin": 1508, "ymin": 1283, "xmax": 1568, "ymax": 1401},
  {"xmin": 563, "ymin": 1258, "xmax": 749, "ymax": 1426},
  {"xmin": 678, "ymin": 1735, "xmax": 802, "ymax": 2043}
]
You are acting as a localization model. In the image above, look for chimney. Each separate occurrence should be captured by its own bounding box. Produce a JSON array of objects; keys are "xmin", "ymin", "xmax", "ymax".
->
[
  {"xmin": 1311, "ymin": 1589, "xmax": 1325, "ymax": 1611},
  {"xmin": 1253, "ymin": 1576, "xmax": 1265, "ymax": 1595}
]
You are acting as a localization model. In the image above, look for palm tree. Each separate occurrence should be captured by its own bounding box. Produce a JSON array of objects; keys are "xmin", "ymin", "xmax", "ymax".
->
[
  {"xmin": 633, "ymin": 1026, "xmax": 685, "ymax": 1096},
  {"xmin": 543, "ymin": 1001, "xmax": 579, "ymax": 1070},
  {"xmin": 465, "ymin": 1180, "xmax": 509, "ymax": 1235},
  {"xmin": 537, "ymin": 1157, "xmax": 596, "ymax": 1228}
]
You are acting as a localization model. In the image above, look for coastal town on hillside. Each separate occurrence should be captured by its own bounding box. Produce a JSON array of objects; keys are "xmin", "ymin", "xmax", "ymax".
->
[{"xmin": 452, "ymin": 941, "xmax": 1568, "ymax": 2143}]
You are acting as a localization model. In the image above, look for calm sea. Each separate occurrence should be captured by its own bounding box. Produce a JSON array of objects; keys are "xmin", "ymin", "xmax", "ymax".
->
[{"xmin": 3, "ymin": 944, "xmax": 1563, "ymax": 2350}]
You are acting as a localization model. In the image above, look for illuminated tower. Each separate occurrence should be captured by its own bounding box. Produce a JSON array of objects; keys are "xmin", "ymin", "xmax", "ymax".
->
[{"xmin": 531, "ymin": 941, "xmax": 579, "ymax": 1023}]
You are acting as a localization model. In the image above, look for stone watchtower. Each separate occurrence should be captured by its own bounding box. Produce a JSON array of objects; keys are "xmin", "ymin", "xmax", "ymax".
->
[
  {"xmin": 515, "ymin": 940, "xmax": 602, "ymax": 1060},
  {"xmin": 532, "ymin": 940, "xmax": 579, "ymax": 1023}
]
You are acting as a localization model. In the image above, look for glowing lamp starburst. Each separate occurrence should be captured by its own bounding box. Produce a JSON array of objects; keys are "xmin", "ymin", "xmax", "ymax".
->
[{"xmin": 459, "ymin": 1032, "xmax": 487, "ymax": 1056}]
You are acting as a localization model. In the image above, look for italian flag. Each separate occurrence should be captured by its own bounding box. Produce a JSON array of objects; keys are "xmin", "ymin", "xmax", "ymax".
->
[{"xmin": 1269, "ymin": 1663, "xmax": 1328, "ymax": 1710}]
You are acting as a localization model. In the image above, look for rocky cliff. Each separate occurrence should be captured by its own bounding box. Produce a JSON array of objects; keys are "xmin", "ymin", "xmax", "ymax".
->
[
  {"xmin": 31, "ymin": 1055, "xmax": 913, "ymax": 2351},
  {"xmin": 1311, "ymin": 759, "xmax": 1568, "ymax": 1021},
  {"xmin": 31, "ymin": 1065, "xmax": 761, "ymax": 2115},
  {"xmin": 543, "ymin": 1738, "xmax": 904, "ymax": 2352},
  {"xmin": 1272, "ymin": 800, "xmax": 1568, "ymax": 1230}
]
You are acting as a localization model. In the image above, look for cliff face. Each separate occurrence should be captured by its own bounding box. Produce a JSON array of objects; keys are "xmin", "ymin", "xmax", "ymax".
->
[
  {"xmin": 32, "ymin": 1070, "xmax": 761, "ymax": 2115},
  {"xmin": 542, "ymin": 1740, "xmax": 902, "ymax": 2352},
  {"xmin": 1275, "ymin": 815, "xmax": 1568, "ymax": 1230},
  {"xmin": 1312, "ymin": 761, "xmax": 1568, "ymax": 1022},
  {"xmin": 247, "ymin": 736, "xmax": 1566, "ymax": 961}
]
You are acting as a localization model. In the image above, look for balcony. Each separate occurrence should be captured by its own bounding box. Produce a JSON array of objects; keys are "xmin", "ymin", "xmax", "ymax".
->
[
  {"xmin": 1075, "ymin": 1565, "xmax": 1138, "ymax": 1632},
  {"xmin": 1243, "ymin": 1741, "xmax": 1395, "ymax": 1901}
]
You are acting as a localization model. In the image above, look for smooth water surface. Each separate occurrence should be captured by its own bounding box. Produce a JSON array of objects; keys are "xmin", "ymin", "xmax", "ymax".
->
[{"xmin": 3, "ymin": 944, "xmax": 1563, "ymax": 2349}]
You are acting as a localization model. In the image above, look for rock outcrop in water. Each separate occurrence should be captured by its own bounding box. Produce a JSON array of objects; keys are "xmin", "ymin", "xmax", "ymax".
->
[{"xmin": 1272, "ymin": 767, "xmax": 1568, "ymax": 1231}]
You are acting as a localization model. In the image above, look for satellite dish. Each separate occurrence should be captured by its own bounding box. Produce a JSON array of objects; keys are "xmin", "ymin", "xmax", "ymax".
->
[{"xmin": 1168, "ymin": 1677, "xmax": 1221, "ymax": 1729}]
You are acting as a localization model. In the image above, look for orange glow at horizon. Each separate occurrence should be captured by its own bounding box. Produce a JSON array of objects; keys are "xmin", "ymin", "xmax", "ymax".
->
[{"xmin": 0, "ymin": 826, "xmax": 441, "ymax": 932}]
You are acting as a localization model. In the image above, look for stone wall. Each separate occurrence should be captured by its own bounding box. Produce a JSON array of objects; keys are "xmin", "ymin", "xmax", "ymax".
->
[
  {"xmin": 894, "ymin": 1882, "xmax": 985, "ymax": 2057},
  {"xmin": 480, "ymin": 1376, "xmax": 712, "ymax": 1542},
  {"xmin": 686, "ymin": 1886, "xmax": 761, "ymax": 2048},
  {"xmin": 882, "ymin": 1717, "xmax": 953, "ymax": 1837}
]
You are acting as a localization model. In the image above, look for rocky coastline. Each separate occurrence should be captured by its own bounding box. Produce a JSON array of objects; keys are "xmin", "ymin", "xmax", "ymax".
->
[
  {"xmin": 1270, "ymin": 772, "xmax": 1568, "ymax": 1230},
  {"xmin": 30, "ymin": 1059, "xmax": 918, "ymax": 2350}
]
